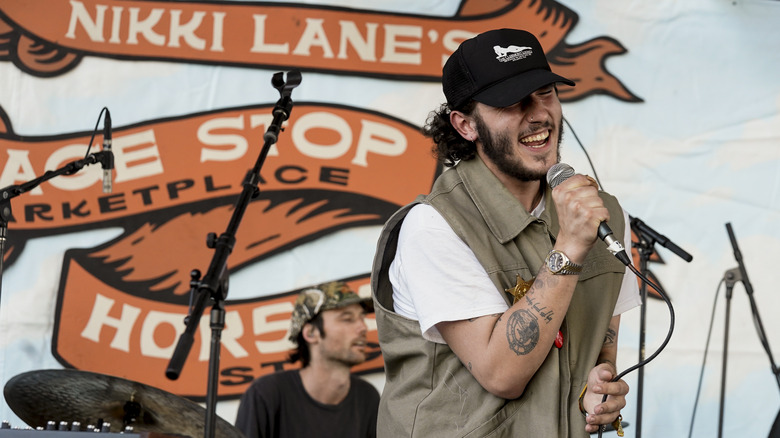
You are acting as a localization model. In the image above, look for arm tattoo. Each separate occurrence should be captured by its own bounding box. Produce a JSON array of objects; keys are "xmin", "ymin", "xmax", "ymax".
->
[
  {"xmin": 530, "ymin": 273, "xmax": 560, "ymax": 298},
  {"xmin": 524, "ymin": 295, "xmax": 554, "ymax": 323},
  {"xmin": 506, "ymin": 309, "xmax": 539, "ymax": 355},
  {"xmin": 603, "ymin": 327, "xmax": 617, "ymax": 346}
]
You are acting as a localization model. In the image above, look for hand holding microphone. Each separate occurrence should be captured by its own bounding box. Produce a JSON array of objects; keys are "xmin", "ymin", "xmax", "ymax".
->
[{"xmin": 546, "ymin": 163, "xmax": 631, "ymax": 266}]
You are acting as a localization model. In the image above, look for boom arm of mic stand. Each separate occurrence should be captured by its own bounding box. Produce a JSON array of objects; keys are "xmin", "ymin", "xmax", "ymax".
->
[
  {"xmin": 163, "ymin": 70, "xmax": 301, "ymax": 438},
  {"xmin": 0, "ymin": 150, "xmax": 113, "ymax": 303},
  {"xmin": 165, "ymin": 70, "xmax": 301, "ymax": 379},
  {"xmin": 0, "ymin": 150, "xmax": 111, "ymax": 202},
  {"xmin": 630, "ymin": 215, "xmax": 693, "ymax": 262},
  {"xmin": 725, "ymin": 223, "xmax": 780, "ymax": 389}
]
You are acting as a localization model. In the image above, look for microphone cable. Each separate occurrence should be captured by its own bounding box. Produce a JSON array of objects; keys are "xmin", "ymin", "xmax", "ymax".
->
[
  {"xmin": 562, "ymin": 116, "xmax": 677, "ymax": 437},
  {"xmin": 598, "ymin": 265, "xmax": 675, "ymax": 437},
  {"xmin": 686, "ymin": 278, "xmax": 724, "ymax": 438},
  {"xmin": 563, "ymin": 116, "xmax": 603, "ymax": 187},
  {"xmin": 84, "ymin": 107, "xmax": 110, "ymax": 158}
]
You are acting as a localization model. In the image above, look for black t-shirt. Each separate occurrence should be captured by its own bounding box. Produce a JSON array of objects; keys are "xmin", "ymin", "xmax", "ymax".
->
[{"xmin": 234, "ymin": 370, "xmax": 379, "ymax": 438}]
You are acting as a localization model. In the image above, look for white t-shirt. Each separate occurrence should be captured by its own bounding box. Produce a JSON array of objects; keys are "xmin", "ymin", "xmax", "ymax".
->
[{"xmin": 389, "ymin": 200, "xmax": 642, "ymax": 343}]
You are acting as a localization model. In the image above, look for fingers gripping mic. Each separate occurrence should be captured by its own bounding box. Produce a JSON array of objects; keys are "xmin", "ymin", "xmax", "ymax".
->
[
  {"xmin": 546, "ymin": 163, "xmax": 631, "ymax": 266},
  {"xmin": 102, "ymin": 109, "xmax": 114, "ymax": 193}
]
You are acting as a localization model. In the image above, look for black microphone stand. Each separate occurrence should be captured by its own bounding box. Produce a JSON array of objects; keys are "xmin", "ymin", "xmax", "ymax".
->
[
  {"xmin": 165, "ymin": 70, "xmax": 301, "ymax": 438},
  {"xmin": 717, "ymin": 266, "xmax": 739, "ymax": 438},
  {"xmin": 629, "ymin": 216, "xmax": 693, "ymax": 438},
  {"xmin": 0, "ymin": 149, "xmax": 114, "ymax": 313},
  {"xmin": 718, "ymin": 223, "xmax": 780, "ymax": 438}
]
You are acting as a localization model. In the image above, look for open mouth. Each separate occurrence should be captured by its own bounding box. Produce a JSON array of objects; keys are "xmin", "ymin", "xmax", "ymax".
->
[
  {"xmin": 353, "ymin": 340, "xmax": 367, "ymax": 349},
  {"xmin": 519, "ymin": 130, "xmax": 550, "ymax": 148}
]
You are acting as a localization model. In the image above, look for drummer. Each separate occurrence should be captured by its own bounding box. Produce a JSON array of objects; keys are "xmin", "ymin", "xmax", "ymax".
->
[{"xmin": 234, "ymin": 281, "xmax": 379, "ymax": 438}]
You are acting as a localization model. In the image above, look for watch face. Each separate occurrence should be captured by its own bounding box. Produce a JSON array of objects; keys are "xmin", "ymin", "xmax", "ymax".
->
[{"xmin": 549, "ymin": 251, "xmax": 564, "ymax": 272}]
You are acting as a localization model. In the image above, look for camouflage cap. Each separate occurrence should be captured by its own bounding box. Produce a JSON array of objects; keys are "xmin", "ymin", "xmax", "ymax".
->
[{"xmin": 288, "ymin": 281, "xmax": 373, "ymax": 343}]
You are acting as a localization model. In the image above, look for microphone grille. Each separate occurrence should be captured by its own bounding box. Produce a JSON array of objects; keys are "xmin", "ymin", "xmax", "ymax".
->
[{"xmin": 546, "ymin": 163, "xmax": 575, "ymax": 189}]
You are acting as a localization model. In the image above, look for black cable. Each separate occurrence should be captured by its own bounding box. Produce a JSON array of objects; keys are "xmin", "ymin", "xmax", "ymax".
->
[
  {"xmin": 564, "ymin": 116, "xmax": 604, "ymax": 189},
  {"xmin": 84, "ymin": 106, "xmax": 109, "ymax": 157},
  {"xmin": 618, "ymin": 264, "xmax": 675, "ymax": 378},
  {"xmin": 561, "ymin": 116, "xmax": 678, "ymax": 437},
  {"xmin": 598, "ymin": 263, "xmax": 675, "ymax": 437},
  {"xmin": 687, "ymin": 278, "xmax": 724, "ymax": 438}
]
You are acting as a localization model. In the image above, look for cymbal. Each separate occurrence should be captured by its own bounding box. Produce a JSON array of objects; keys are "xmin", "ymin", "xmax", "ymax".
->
[{"xmin": 4, "ymin": 369, "xmax": 244, "ymax": 438}]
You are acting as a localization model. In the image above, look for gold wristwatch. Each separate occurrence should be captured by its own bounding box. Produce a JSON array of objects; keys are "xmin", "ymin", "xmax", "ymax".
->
[{"xmin": 545, "ymin": 249, "xmax": 583, "ymax": 275}]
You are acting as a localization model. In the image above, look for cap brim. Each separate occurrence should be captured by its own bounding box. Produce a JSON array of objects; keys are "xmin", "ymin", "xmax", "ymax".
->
[
  {"xmin": 473, "ymin": 69, "xmax": 575, "ymax": 108},
  {"xmin": 322, "ymin": 296, "xmax": 375, "ymax": 314}
]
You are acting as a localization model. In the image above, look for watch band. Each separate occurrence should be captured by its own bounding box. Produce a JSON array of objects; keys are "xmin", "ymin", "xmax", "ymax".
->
[{"xmin": 558, "ymin": 264, "xmax": 583, "ymax": 275}]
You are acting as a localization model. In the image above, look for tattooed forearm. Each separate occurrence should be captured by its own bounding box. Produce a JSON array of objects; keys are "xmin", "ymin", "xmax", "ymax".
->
[
  {"xmin": 506, "ymin": 309, "xmax": 539, "ymax": 355},
  {"xmin": 524, "ymin": 295, "xmax": 554, "ymax": 323},
  {"xmin": 603, "ymin": 327, "xmax": 617, "ymax": 346},
  {"xmin": 528, "ymin": 271, "xmax": 560, "ymax": 298}
]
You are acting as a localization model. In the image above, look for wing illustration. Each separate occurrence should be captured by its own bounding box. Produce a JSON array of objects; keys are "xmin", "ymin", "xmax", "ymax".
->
[{"xmin": 69, "ymin": 189, "xmax": 397, "ymax": 304}]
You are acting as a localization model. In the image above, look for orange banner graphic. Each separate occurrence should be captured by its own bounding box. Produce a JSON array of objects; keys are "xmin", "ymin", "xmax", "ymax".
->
[
  {"xmin": 0, "ymin": 0, "xmax": 646, "ymax": 402},
  {"xmin": 0, "ymin": 104, "xmax": 432, "ymax": 231},
  {"xmin": 0, "ymin": 0, "xmax": 640, "ymax": 102},
  {"xmin": 0, "ymin": 102, "xmax": 437, "ymax": 399},
  {"xmin": 54, "ymin": 264, "xmax": 380, "ymax": 399}
]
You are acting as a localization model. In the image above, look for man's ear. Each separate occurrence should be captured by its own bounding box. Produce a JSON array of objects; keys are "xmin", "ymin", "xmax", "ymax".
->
[
  {"xmin": 302, "ymin": 323, "xmax": 319, "ymax": 343},
  {"xmin": 450, "ymin": 109, "xmax": 478, "ymax": 142}
]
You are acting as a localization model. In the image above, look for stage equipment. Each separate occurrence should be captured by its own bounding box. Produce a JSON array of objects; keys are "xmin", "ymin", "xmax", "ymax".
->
[
  {"xmin": 546, "ymin": 164, "xmax": 683, "ymax": 438},
  {"xmin": 630, "ymin": 215, "xmax": 692, "ymax": 438},
  {"xmin": 0, "ymin": 108, "xmax": 114, "ymax": 320},
  {"xmin": 717, "ymin": 223, "xmax": 780, "ymax": 438},
  {"xmin": 3, "ymin": 369, "xmax": 242, "ymax": 438},
  {"xmin": 165, "ymin": 70, "xmax": 301, "ymax": 438}
]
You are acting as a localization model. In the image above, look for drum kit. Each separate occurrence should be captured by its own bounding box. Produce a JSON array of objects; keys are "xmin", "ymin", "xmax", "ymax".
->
[{"xmin": 2, "ymin": 369, "xmax": 244, "ymax": 438}]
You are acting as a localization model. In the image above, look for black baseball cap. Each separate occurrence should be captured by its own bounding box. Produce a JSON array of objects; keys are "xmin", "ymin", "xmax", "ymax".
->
[{"xmin": 442, "ymin": 28, "xmax": 575, "ymax": 109}]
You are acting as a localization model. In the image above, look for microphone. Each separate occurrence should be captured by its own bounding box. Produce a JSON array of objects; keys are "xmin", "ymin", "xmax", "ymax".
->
[
  {"xmin": 631, "ymin": 215, "xmax": 693, "ymax": 262},
  {"xmin": 102, "ymin": 109, "xmax": 114, "ymax": 193},
  {"xmin": 546, "ymin": 163, "xmax": 631, "ymax": 266}
]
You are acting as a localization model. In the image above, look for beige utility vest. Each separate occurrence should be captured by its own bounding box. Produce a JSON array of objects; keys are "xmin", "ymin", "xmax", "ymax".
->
[{"xmin": 371, "ymin": 156, "xmax": 627, "ymax": 437}]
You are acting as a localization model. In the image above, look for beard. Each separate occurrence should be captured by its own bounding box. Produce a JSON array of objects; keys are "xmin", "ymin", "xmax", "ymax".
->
[
  {"xmin": 474, "ymin": 112, "xmax": 564, "ymax": 182},
  {"xmin": 325, "ymin": 346, "xmax": 366, "ymax": 367}
]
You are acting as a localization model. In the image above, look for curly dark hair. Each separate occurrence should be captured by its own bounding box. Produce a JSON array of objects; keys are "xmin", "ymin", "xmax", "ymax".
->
[
  {"xmin": 288, "ymin": 313, "xmax": 324, "ymax": 368},
  {"xmin": 422, "ymin": 100, "xmax": 477, "ymax": 167}
]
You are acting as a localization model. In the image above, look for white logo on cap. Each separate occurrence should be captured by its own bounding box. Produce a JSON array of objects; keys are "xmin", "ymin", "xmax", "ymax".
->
[{"xmin": 494, "ymin": 45, "xmax": 532, "ymax": 62}]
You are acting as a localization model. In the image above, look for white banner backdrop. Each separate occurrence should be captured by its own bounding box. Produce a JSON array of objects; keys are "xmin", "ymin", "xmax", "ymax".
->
[{"xmin": 0, "ymin": 1, "xmax": 779, "ymax": 437}]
